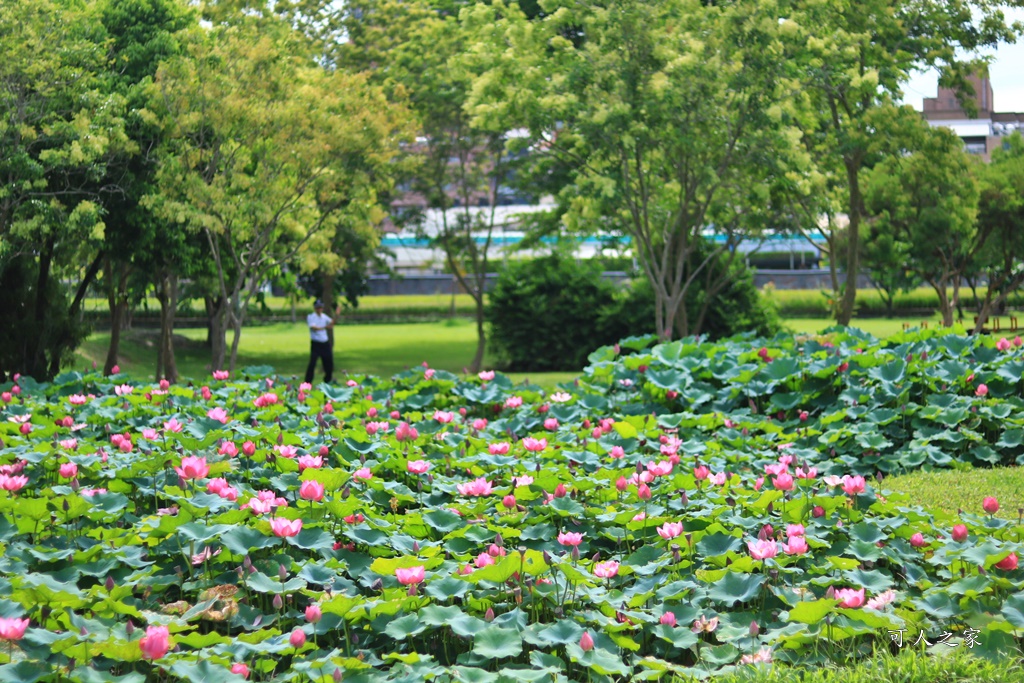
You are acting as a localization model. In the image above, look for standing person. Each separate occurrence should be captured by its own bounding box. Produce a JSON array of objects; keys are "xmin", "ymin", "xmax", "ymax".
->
[{"xmin": 305, "ymin": 299, "xmax": 334, "ymax": 384}]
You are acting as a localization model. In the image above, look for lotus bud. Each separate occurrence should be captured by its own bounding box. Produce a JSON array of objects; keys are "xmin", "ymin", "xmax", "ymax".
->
[
  {"xmin": 237, "ymin": 567, "xmax": 244, "ymax": 580},
  {"xmin": 543, "ymin": 551, "xmax": 552, "ymax": 565},
  {"xmin": 273, "ymin": 594, "xmax": 283, "ymax": 610},
  {"xmin": 407, "ymin": 584, "xmax": 417, "ymax": 596},
  {"xmin": 279, "ymin": 564, "xmax": 288, "ymax": 581},
  {"xmin": 105, "ymin": 576, "xmax": 115, "ymax": 591},
  {"xmin": 571, "ymin": 546, "xmax": 580, "ymax": 562},
  {"xmin": 680, "ymin": 491, "xmax": 688, "ymax": 506},
  {"xmin": 580, "ymin": 631, "xmax": 594, "ymax": 651},
  {"xmin": 484, "ymin": 607, "xmax": 495, "ymax": 622},
  {"xmin": 825, "ymin": 586, "xmax": 835, "ymax": 599},
  {"xmin": 126, "ymin": 620, "xmax": 134, "ymax": 636},
  {"xmin": 672, "ymin": 546, "xmax": 681, "ymax": 563},
  {"xmin": 334, "ymin": 669, "xmax": 343, "ymax": 682},
  {"xmin": 342, "ymin": 485, "xmax": 351, "ymax": 499},
  {"xmin": 371, "ymin": 578, "xmax": 383, "ymax": 591},
  {"xmin": 749, "ymin": 621, "xmax": 759, "ymax": 637}
]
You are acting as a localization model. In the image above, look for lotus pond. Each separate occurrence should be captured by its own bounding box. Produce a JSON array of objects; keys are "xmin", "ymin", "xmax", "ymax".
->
[{"xmin": 0, "ymin": 327, "xmax": 1023, "ymax": 682}]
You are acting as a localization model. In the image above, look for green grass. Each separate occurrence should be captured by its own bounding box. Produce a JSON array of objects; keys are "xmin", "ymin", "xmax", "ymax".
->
[
  {"xmin": 75, "ymin": 319, "xmax": 577, "ymax": 391},
  {"xmin": 710, "ymin": 648, "xmax": 1024, "ymax": 683},
  {"xmin": 884, "ymin": 466, "xmax": 1024, "ymax": 522},
  {"xmin": 783, "ymin": 317, "xmax": 949, "ymax": 338}
]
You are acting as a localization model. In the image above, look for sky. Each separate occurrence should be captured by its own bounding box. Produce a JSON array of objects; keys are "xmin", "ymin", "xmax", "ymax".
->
[{"xmin": 902, "ymin": 8, "xmax": 1024, "ymax": 113}]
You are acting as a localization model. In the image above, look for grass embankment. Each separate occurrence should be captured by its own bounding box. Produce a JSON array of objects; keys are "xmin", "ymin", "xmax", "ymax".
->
[
  {"xmin": 885, "ymin": 467, "xmax": 1024, "ymax": 522},
  {"xmin": 714, "ymin": 649, "xmax": 1024, "ymax": 683},
  {"xmin": 76, "ymin": 319, "xmax": 577, "ymax": 391}
]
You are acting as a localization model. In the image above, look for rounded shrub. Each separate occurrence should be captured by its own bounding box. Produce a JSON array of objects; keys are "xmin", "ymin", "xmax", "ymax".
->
[{"xmin": 487, "ymin": 253, "xmax": 620, "ymax": 371}]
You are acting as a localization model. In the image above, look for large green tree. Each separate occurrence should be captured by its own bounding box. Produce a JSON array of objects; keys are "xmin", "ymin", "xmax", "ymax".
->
[
  {"xmin": 973, "ymin": 132, "xmax": 1024, "ymax": 332},
  {"xmin": 463, "ymin": 0, "xmax": 804, "ymax": 339},
  {"xmin": 149, "ymin": 18, "xmax": 407, "ymax": 372},
  {"xmin": 0, "ymin": 0, "xmax": 131, "ymax": 379},
  {"xmin": 785, "ymin": 0, "xmax": 1022, "ymax": 325},
  {"xmin": 863, "ymin": 127, "xmax": 980, "ymax": 327},
  {"xmin": 339, "ymin": 0, "xmax": 524, "ymax": 372}
]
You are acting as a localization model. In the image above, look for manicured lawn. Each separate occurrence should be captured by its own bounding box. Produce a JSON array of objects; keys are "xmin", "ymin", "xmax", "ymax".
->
[
  {"xmin": 76, "ymin": 320, "xmax": 577, "ymax": 390},
  {"xmin": 884, "ymin": 467, "xmax": 1024, "ymax": 522}
]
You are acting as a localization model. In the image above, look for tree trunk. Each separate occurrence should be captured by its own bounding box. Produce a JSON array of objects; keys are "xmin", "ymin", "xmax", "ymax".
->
[
  {"xmin": 209, "ymin": 298, "xmax": 228, "ymax": 372},
  {"xmin": 28, "ymin": 236, "xmax": 55, "ymax": 378},
  {"xmin": 323, "ymin": 271, "xmax": 336, "ymax": 348},
  {"xmin": 930, "ymin": 280, "xmax": 954, "ymax": 327},
  {"xmin": 837, "ymin": 160, "xmax": 862, "ymax": 326},
  {"xmin": 104, "ymin": 262, "xmax": 128, "ymax": 375},
  {"xmin": 156, "ymin": 272, "xmax": 178, "ymax": 383},
  {"xmin": 470, "ymin": 296, "xmax": 486, "ymax": 373}
]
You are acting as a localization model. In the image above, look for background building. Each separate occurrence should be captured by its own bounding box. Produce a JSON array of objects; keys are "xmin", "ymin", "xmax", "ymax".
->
[{"xmin": 923, "ymin": 72, "xmax": 1024, "ymax": 160}]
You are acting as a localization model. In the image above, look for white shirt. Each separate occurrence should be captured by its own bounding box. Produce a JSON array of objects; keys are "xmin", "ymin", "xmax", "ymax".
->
[{"xmin": 307, "ymin": 312, "xmax": 332, "ymax": 343}]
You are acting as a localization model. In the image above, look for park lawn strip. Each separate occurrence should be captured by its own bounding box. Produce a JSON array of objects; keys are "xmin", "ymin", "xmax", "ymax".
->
[
  {"xmin": 713, "ymin": 648, "xmax": 1024, "ymax": 683},
  {"xmin": 76, "ymin": 321, "xmax": 577, "ymax": 391},
  {"xmin": 884, "ymin": 467, "xmax": 1024, "ymax": 522}
]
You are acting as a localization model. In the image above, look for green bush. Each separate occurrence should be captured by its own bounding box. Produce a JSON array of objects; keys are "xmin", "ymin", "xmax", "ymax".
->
[
  {"xmin": 605, "ymin": 245, "xmax": 783, "ymax": 341},
  {"xmin": 487, "ymin": 253, "xmax": 620, "ymax": 371},
  {"xmin": 488, "ymin": 246, "xmax": 782, "ymax": 371}
]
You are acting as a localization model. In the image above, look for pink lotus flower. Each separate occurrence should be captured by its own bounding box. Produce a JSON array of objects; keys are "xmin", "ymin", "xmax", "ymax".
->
[
  {"xmin": 253, "ymin": 393, "xmax": 279, "ymax": 408},
  {"xmin": 657, "ymin": 522, "xmax": 683, "ymax": 540},
  {"xmin": 201, "ymin": 386, "xmax": 212, "ymax": 401},
  {"xmin": 366, "ymin": 421, "xmax": 390, "ymax": 435},
  {"xmin": 207, "ymin": 407, "xmax": 229, "ymax": 423},
  {"xmin": 289, "ymin": 628, "xmax": 306, "ymax": 648},
  {"xmin": 395, "ymin": 566, "xmax": 425, "ymax": 585},
  {"xmin": 782, "ymin": 537, "xmax": 809, "ymax": 555},
  {"xmin": 139, "ymin": 625, "xmax": 170, "ymax": 659},
  {"xmin": 502, "ymin": 494, "xmax": 517, "ymax": 509},
  {"xmin": 997, "ymin": 337, "xmax": 1011, "ymax": 351},
  {"xmin": 764, "ymin": 462, "xmax": 788, "ymax": 476},
  {"xmin": 692, "ymin": 615, "xmax": 719, "ymax": 633},
  {"xmin": 274, "ymin": 445, "xmax": 298, "ymax": 459},
  {"xmin": 647, "ymin": 460, "xmax": 673, "ymax": 477},
  {"xmin": 218, "ymin": 442, "xmax": 238, "ymax": 457},
  {"xmin": 557, "ymin": 532, "xmax": 584, "ymax": 547},
  {"xmin": 593, "ymin": 560, "xmax": 619, "ymax": 578},
  {"xmin": 69, "ymin": 394, "xmax": 88, "ymax": 405},
  {"xmin": 270, "ymin": 518, "xmax": 303, "ymax": 538},
  {"xmin": 786, "ymin": 524, "xmax": 805, "ymax": 537},
  {"xmin": 472, "ymin": 418, "xmax": 488, "ymax": 430},
  {"xmin": 976, "ymin": 384, "xmax": 989, "ymax": 397},
  {"xmin": 475, "ymin": 553, "xmax": 496, "ymax": 568},
  {"xmin": 1015, "ymin": 336, "xmax": 1023, "ymax": 347},
  {"xmin": 299, "ymin": 480, "xmax": 325, "ymax": 502},
  {"xmin": 909, "ymin": 533, "xmax": 927, "ymax": 548},
  {"xmin": 163, "ymin": 418, "xmax": 183, "ymax": 433},
  {"xmin": 772, "ymin": 473, "xmax": 794, "ymax": 491},
  {"xmin": 753, "ymin": 476, "xmax": 764, "ymax": 491},
  {"xmin": 709, "ymin": 472, "xmax": 727, "ymax": 486},
  {"xmin": 659, "ymin": 612, "xmax": 677, "ymax": 627},
  {"xmin": 550, "ymin": 391, "xmax": 571, "ymax": 402},
  {"xmin": 141, "ymin": 428, "xmax": 158, "ymax": 441},
  {"xmin": 522, "ymin": 437, "xmax": 547, "ymax": 452},
  {"xmin": 995, "ymin": 553, "xmax": 1018, "ymax": 571},
  {"xmin": 407, "ymin": 460, "xmax": 431, "ymax": 474},
  {"xmin": 0, "ymin": 617, "xmax": 29, "ymax": 641},
  {"xmin": 0, "ymin": 461, "xmax": 26, "ymax": 476},
  {"xmin": 305, "ymin": 604, "xmax": 322, "ymax": 623},
  {"xmin": 231, "ymin": 663, "xmax": 250, "ymax": 677},
  {"xmin": 579, "ymin": 631, "xmax": 594, "ymax": 651},
  {"xmin": 747, "ymin": 540, "xmax": 778, "ymax": 560},
  {"xmin": 343, "ymin": 513, "xmax": 365, "ymax": 524},
  {"xmin": 795, "ymin": 467, "xmax": 817, "ymax": 479},
  {"xmin": 206, "ymin": 478, "xmax": 229, "ymax": 495},
  {"xmin": 637, "ymin": 483, "xmax": 652, "ymax": 500},
  {"xmin": 59, "ymin": 438, "xmax": 78, "ymax": 451},
  {"xmin": 841, "ymin": 475, "xmax": 866, "ymax": 495},
  {"xmin": 543, "ymin": 418, "xmax": 559, "ymax": 431},
  {"xmin": 213, "ymin": 370, "xmax": 229, "ymax": 380},
  {"xmin": 740, "ymin": 647, "xmax": 773, "ymax": 665},
  {"xmin": 433, "ymin": 410, "xmax": 453, "ymax": 423},
  {"xmin": 353, "ymin": 467, "xmax": 373, "ymax": 481},
  {"xmin": 504, "ymin": 396, "xmax": 523, "ymax": 409},
  {"xmin": 952, "ymin": 524, "xmax": 968, "ymax": 542},
  {"xmin": 115, "ymin": 384, "xmax": 133, "ymax": 396},
  {"xmin": 297, "ymin": 455, "xmax": 323, "ymax": 472},
  {"xmin": 424, "ymin": 368, "xmax": 435, "ymax": 379},
  {"xmin": 242, "ymin": 441, "xmax": 256, "ymax": 456},
  {"xmin": 865, "ymin": 589, "xmax": 897, "ymax": 610},
  {"xmin": 479, "ymin": 370, "xmax": 495, "ymax": 380},
  {"xmin": 395, "ymin": 422, "xmax": 419, "ymax": 441},
  {"xmin": 553, "ymin": 483, "xmax": 568, "ymax": 498},
  {"xmin": 191, "ymin": 546, "xmax": 220, "ymax": 565},
  {"xmin": 175, "ymin": 456, "xmax": 209, "ymax": 480},
  {"xmin": 513, "ymin": 474, "xmax": 534, "ymax": 487},
  {"xmin": 489, "ymin": 442, "xmax": 510, "ymax": 455},
  {"xmin": 834, "ymin": 587, "xmax": 865, "ymax": 608},
  {"xmin": 457, "ymin": 477, "xmax": 493, "ymax": 496},
  {"xmin": 59, "ymin": 462, "xmax": 78, "ymax": 479},
  {"xmin": 81, "ymin": 488, "xmax": 107, "ymax": 497},
  {"xmin": 822, "ymin": 475, "xmax": 843, "ymax": 487},
  {"xmin": 983, "ymin": 496, "xmax": 1000, "ymax": 514},
  {"xmin": 609, "ymin": 446, "xmax": 625, "ymax": 459},
  {"xmin": 694, "ymin": 465, "xmax": 710, "ymax": 481}
]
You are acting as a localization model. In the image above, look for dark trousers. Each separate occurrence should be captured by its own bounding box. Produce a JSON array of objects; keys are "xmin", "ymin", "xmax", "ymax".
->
[{"xmin": 305, "ymin": 340, "xmax": 333, "ymax": 383}]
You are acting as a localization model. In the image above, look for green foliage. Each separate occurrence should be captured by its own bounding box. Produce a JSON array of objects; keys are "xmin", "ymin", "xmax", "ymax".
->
[
  {"xmin": 487, "ymin": 252, "xmax": 620, "ymax": 371},
  {"xmin": 885, "ymin": 467, "xmax": 1024, "ymax": 521}
]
